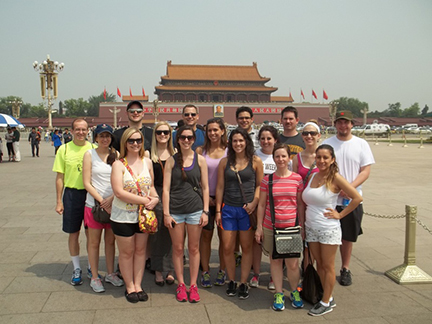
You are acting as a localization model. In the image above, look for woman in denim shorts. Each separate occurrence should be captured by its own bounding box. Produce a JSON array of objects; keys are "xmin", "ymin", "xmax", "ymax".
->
[{"xmin": 302, "ymin": 144, "xmax": 362, "ymax": 317}]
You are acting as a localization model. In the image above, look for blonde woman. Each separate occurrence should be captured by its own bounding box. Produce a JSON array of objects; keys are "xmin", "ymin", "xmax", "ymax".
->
[{"xmin": 110, "ymin": 128, "xmax": 159, "ymax": 303}]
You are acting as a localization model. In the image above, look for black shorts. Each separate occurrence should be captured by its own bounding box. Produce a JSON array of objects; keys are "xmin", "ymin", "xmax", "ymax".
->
[
  {"xmin": 110, "ymin": 220, "xmax": 142, "ymax": 237},
  {"xmin": 337, "ymin": 204, "xmax": 364, "ymax": 242},
  {"xmin": 62, "ymin": 188, "xmax": 87, "ymax": 233},
  {"xmin": 202, "ymin": 205, "xmax": 216, "ymax": 231}
]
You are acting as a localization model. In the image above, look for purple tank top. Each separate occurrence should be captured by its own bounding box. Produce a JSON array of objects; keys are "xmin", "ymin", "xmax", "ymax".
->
[{"xmin": 203, "ymin": 148, "xmax": 227, "ymax": 196}]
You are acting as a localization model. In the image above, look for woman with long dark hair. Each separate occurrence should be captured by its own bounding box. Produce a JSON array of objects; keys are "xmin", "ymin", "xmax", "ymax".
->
[
  {"xmin": 196, "ymin": 118, "xmax": 228, "ymax": 287},
  {"xmin": 83, "ymin": 124, "xmax": 123, "ymax": 293},
  {"xmin": 110, "ymin": 128, "xmax": 159, "ymax": 303},
  {"xmin": 215, "ymin": 127, "xmax": 263, "ymax": 299},
  {"xmin": 302, "ymin": 144, "xmax": 362, "ymax": 316},
  {"xmin": 163, "ymin": 125, "xmax": 209, "ymax": 303},
  {"xmin": 145, "ymin": 121, "xmax": 176, "ymax": 286}
]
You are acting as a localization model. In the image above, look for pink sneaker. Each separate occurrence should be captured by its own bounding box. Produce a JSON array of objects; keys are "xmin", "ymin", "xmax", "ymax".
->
[
  {"xmin": 189, "ymin": 284, "xmax": 200, "ymax": 303},
  {"xmin": 176, "ymin": 283, "xmax": 188, "ymax": 302}
]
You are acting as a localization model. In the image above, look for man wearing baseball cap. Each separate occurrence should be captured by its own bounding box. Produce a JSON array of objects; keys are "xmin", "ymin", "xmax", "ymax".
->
[
  {"xmin": 112, "ymin": 100, "xmax": 153, "ymax": 152},
  {"xmin": 323, "ymin": 111, "xmax": 375, "ymax": 286}
]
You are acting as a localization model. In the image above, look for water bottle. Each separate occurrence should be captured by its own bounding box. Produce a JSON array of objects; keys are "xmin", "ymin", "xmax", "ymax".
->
[{"xmin": 342, "ymin": 198, "xmax": 350, "ymax": 207}]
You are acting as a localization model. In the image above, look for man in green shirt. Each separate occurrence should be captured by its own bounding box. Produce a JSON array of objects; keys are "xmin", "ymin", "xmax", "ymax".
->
[{"xmin": 53, "ymin": 118, "xmax": 94, "ymax": 286}]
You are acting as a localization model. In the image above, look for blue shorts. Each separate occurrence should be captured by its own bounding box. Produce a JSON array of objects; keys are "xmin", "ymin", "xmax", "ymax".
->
[
  {"xmin": 171, "ymin": 210, "xmax": 202, "ymax": 225},
  {"xmin": 62, "ymin": 188, "xmax": 87, "ymax": 233},
  {"xmin": 221, "ymin": 204, "xmax": 251, "ymax": 231}
]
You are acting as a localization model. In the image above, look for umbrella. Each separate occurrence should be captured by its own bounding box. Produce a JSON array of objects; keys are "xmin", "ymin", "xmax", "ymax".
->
[{"xmin": 0, "ymin": 113, "xmax": 24, "ymax": 128}]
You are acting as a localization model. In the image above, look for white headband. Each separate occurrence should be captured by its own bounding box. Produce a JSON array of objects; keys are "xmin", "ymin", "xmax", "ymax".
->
[{"xmin": 303, "ymin": 122, "xmax": 320, "ymax": 132}]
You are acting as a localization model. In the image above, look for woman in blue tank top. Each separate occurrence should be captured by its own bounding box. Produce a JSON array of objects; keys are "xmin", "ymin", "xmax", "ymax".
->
[{"xmin": 215, "ymin": 127, "xmax": 263, "ymax": 300}]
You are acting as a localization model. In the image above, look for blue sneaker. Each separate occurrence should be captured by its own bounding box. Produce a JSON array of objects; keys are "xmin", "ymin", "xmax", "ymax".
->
[
  {"xmin": 272, "ymin": 292, "xmax": 285, "ymax": 311},
  {"xmin": 201, "ymin": 271, "xmax": 212, "ymax": 288},
  {"xmin": 290, "ymin": 288, "xmax": 304, "ymax": 309},
  {"xmin": 71, "ymin": 268, "xmax": 83, "ymax": 286},
  {"xmin": 87, "ymin": 267, "xmax": 102, "ymax": 279},
  {"xmin": 214, "ymin": 270, "xmax": 226, "ymax": 286}
]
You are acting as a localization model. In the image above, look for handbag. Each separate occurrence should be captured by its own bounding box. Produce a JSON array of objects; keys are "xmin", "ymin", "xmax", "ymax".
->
[
  {"xmin": 268, "ymin": 173, "xmax": 303, "ymax": 259},
  {"xmin": 300, "ymin": 249, "xmax": 323, "ymax": 304},
  {"xmin": 232, "ymin": 164, "xmax": 257, "ymax": 229},
  {"xmin": 91, "ymin": 200, "xmax": 111, "ymax": 223},
  {"xmin": 120, "ymin": 158, "xmax": 158, "ymax": 234}
]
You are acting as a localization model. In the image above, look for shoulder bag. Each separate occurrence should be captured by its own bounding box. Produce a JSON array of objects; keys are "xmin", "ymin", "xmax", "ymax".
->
[
  {"xmin": 120, "ymin": 158, "xmax": 158, "ymax": 234},
  {"xmin": 232, "ymin": 163, "xmax": 257, "ymax": 230},
  {"xmin": 268, "ymin": 173, "xmax": 303, "ymax": 259},
  {"xmin": 92, "ymin": 200, "xmax": 111, "ymax": 223}
]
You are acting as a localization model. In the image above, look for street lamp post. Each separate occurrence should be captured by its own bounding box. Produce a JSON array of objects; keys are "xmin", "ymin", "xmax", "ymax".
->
[
  {"xmin": 329, "ymin": 100, "xmax": 339, "ymax": 127},
  {"xmin": 152, "ymin": 99, "xmax": 161, "ymax": 123},
  {"xmin": 7, "ymin": 99, "xmax": 22, "ymax": 119},
  {"xmin": 33, "ymin": 55, "xmax": 64, "ymax": 130}
]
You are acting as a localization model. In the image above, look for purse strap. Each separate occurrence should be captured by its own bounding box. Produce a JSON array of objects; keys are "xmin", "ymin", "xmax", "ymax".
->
[
  {"xmin": 303, "ymin": 159, "xmax": 316, "ymax": 186},
  {"xmin": 268, "ymin": 173, "xmax": 299, "ymax": 230},
  {"xmin": 120, "ymin": 157, "xmax": 143, "ymax": 197},
  {"xmin": 232, "ymin": 164, "xmax": 248, "ymax": 205}
]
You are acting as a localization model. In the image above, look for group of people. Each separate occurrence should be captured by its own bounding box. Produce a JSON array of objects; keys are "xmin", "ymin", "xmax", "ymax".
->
[
  {"xmin": 52, "ymin": 101, "xmax": 374, "ymax": 316},
  {"xmin": 1, "ymin": 126, "xmax": 21, "ymax": 162}
]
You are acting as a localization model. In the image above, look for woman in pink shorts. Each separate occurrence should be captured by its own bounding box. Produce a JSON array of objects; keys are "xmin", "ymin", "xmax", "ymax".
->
[{"xmin": 82, "ymin": 124, "xmax": 124, "ymax": 293}]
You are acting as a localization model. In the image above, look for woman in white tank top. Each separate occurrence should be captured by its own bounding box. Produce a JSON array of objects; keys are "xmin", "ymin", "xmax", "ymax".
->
[{"xmin": 301, "ymin": 144, "xmax": 362, "ymax": 316}]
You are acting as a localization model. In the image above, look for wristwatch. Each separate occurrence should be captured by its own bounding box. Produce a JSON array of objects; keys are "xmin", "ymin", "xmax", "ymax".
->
[{"xmin": 202, "ymin": 210, "xmax": 210, "ymax": 216}]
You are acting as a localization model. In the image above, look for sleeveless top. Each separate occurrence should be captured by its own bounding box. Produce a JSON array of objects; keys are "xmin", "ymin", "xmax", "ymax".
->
[
  {"xmin": 302, "ymin": 173, "xmax": 340, "ymax": 229},
  {"xmin": 110, "ymin": 158, "xmax": 151, "ymax": 223},
  {"xmin": 169, "ymin": 152, "xmax": 203, "ymax": 214},
  {"xmin": 297, "ymin": 153, "xmax": 319, "ymax": 181},
  {"xmin": 255, "ymin": 148, "xmax": 276, "ymax": 175},
  {"xmin": 85, "ymin": 149, "xmax": 113, "ymax": 207},
  {"xmin": 151, "ymin": 156, "xmax": 167, "ymax": 198},
  {"xmin": 202, "ymin": 148, "xmax": 227, "ymax": 196},
  {"xmin": 223, "ymin": 159, "xmax": 255, "ymax": 207}
]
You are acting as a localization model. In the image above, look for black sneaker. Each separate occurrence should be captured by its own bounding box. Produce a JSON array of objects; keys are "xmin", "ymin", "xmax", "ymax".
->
[
  {"xmin": 340, "ymin": 268, "xmax": 352, "ymax": 286},
  {"xmin": 226, "ymin": 280, "xmax": 237, "ymax": 297},
  {"xmin": 238, "ymin": 283, "xmax": 249, "ymax": 299}
]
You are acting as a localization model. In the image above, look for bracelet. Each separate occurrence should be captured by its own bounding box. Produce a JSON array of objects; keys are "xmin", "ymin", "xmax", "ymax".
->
[{"xmin": 215, "ymin": 211, "xmax": 221, "ymax": 214}]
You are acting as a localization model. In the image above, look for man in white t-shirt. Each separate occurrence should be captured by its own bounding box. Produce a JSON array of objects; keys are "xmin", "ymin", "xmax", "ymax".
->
[{"xmin": 323, "ymin": 111, "xmax": 375, "ymax": 286}]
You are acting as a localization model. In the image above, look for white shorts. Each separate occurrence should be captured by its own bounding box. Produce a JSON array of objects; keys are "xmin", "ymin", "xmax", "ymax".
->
[{"xmin": 305, "ymin": 226, "xmax": 342, "ymax": 245}]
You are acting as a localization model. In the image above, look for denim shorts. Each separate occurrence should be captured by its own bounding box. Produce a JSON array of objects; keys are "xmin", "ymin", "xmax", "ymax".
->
[
  {"xmin": 171, "ymin": 210, "xmax": 203, "ymax": 225},
  {"xmin": 305, "ymin": 226, "xmax": 342, "ymax": 245}
]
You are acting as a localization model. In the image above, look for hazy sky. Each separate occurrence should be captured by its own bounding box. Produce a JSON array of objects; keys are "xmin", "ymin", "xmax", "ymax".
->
[{"xmin": 1, "ymin": 0, "xmax": 431, "ymax": 112}]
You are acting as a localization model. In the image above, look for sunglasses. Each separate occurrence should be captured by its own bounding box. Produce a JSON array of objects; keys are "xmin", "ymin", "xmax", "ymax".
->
[
  {"xmin": 128, "ymin": 109, "xmax": 143, "ymax": 113},
  {"xmin": 127, "ymin": 138, "xmax": 143, "ymax": 144},
  {"xmin": 179, "ymin": 135, "xmax": 194, "ymax": 141},
  {"xmin": 155, "ymin": 130, "xmax": 170, "ymax": 136},
  {"xmin": 184, "ymin": 113, "xmax": 197, "ymax": 117},
  {"xmin": 302, "ymin": 131, "xmax": 319, "ymax": 136}
]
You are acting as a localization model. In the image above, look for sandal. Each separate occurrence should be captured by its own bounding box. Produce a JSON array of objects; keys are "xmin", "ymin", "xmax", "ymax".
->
[{"xmin": 165, "ymin": 274, "xmax": 175, "ymax": 285}]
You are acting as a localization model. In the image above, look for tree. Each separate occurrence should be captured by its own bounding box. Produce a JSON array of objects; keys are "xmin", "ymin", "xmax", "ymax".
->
[
  {"xmin": 64, "ymin": 98, "xmax": 91, "ymax": 117},
  {"xmin": 28, "ymin": 103, "xmax": 48, "ymax": 117},
  {"xmin": 383, "ymin": 102, "xmax": 402, "ymax": 117},
  {"xmin": 87, "ymin": 92, "xmax": 116, "ymax": 117},
  {"xmin": 421, "ymin": 104, "xmax": 429, "ymax": 116},
  {"xmin": 336, "ymin": 97, "xmax": 368, "ymax": 117},
  {"xmin": 402, "ymin": 102, "xmax": 420, "ymax": 117}
]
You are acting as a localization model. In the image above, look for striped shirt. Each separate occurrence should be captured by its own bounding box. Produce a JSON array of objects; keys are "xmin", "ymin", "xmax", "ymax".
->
[{"xmin": 260, "ymin": 172, "xmax": 303, "ymax": 230}]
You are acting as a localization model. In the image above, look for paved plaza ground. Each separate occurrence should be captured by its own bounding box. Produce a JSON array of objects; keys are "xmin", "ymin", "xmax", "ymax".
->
[{"xmin": 0, "ymin": 139, "xmax": 431, "ymax": 323}]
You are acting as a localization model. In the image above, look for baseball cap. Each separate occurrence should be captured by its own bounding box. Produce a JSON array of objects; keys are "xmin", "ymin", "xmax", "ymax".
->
[
  {"xmin": 126, "ymin": 100, "xmax": 143, "ymax": 111},
  {"xmin": 94, "ymin": 124, "xmax": 113, "ymax": 135},
  {"xmin": 335, "ymin": 111, "xmax": 353, "ymax": 121}
]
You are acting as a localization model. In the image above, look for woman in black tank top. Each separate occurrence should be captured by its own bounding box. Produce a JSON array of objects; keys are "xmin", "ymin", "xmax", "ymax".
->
[
  {"xmin": 162, "ymin": 125, "xmax": 209, "ymax": 303},
  {"xmin": 215, "ymin": 127, "xmax": 263, "ymax": 299}
]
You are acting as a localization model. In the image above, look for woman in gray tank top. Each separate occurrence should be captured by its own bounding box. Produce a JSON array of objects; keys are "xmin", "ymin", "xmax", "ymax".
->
[
  {"xmin": 163, "ymin": 126, "xmax": 209, "ymax": 303},
  {"xmin": 215, "ymin": 127, "xmax": 263, "ymax": 300}
]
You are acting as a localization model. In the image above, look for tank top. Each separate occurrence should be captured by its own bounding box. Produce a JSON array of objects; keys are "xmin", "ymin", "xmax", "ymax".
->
[
  {"xmin": 151, "ymin": 156, "xmax": 167, "ymax": 198},
  {"xmin": 169, "ymin": 152, "xmax": 203, "ymax": 214},
  {"xmin": 203, "ymin": 148, "xmax": 227, "ymax": 196},
  {"xmin": 302, "ymin": 173, "xmax": 340, "ymax": 229},
  {"xmin": 110, "ymin": 158, "xmax": 151, "ymax": 223},
  {"xmin": 297, "ymin": 153, "xmax": 319, "ymax": 181},
  {"xmin": 224, "ymin": 159, "xmax": 256, "ymax": 207},
  {"xmin": 85, "ymin": 149, "xmax": 113, "ymax": 207},
  {"xmin": 255, "ymin": 149, "xmax": 276, "ymax": 175}
]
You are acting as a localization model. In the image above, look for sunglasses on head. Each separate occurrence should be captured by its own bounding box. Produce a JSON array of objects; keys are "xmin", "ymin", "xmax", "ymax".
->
[
  {"xmin": 179, "ymin": 135, "xmax": 194, "ymax": 141},
  {"xmin": 128, "ymin": 109, "xmax": 143, "ymax": 113},
  {"xmin": 155, "ymin": 130, "xmax": 170, "ymax": 136},
  {"xmin": 302, "ymin": 131, "xmax": 319, "ymax": 136},
  {"xmin": 127, "ymin": 138, "xmax": 143, "ymax": 144},
  {"xmin": 184, "ymin": 113, "xmax": 197, "ymax": 117}
]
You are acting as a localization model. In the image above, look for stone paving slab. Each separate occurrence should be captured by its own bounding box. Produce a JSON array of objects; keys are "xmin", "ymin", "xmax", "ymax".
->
[{"xmin": 0, "ymin": 139, "xmax": 431, "ymax": 323}]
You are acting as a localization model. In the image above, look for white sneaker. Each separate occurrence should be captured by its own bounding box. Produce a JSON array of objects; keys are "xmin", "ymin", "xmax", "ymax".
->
[
  {"xmin": 105, "ymin": 273, "xmax": 124, "ymax": 287},
  {"xmin": 268, "ymin": 277, "xmax": 276, "ymax": 290},
  {"xmin": 90, "ymin": 278, "xmax": 105, "ymax": 293}
]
